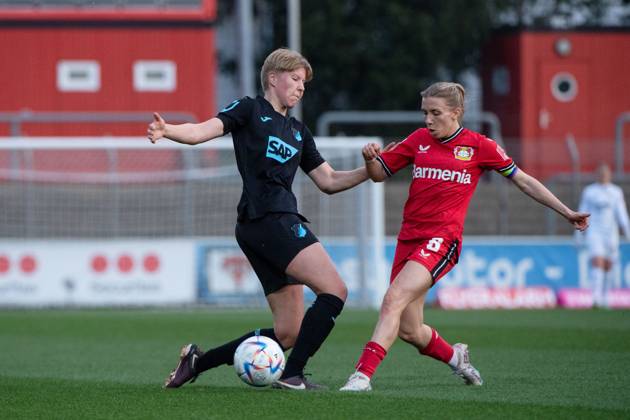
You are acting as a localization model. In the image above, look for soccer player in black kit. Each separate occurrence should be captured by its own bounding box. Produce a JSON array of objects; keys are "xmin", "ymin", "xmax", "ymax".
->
[{"xmin": 148, "ymin": 48, "xmax": 378, "ymax": 390}]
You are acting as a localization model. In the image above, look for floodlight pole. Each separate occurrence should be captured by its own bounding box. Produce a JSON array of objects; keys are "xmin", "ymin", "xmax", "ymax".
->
[
  {"xmin": 287, "ymin": 0, "xmax": 302, "ymax": 121},
  {"xmin": 238, "ymin": 0, "xmax": 255, "ymax": 97}
]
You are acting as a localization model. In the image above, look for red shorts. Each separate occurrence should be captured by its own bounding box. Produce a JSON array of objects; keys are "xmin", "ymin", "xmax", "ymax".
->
[{"xmin": 390, "ymin": 237, "xmax": 461, "ymax": 285}]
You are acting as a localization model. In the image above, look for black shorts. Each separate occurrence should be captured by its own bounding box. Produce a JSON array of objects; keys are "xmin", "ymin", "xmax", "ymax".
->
[{"xmin": 235, "ymin": 213, "xmax": 319, "ymax": 296}]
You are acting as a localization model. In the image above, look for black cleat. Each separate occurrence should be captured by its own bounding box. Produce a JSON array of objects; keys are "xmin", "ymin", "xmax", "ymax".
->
[
  {"xmin": 272, "ymin": 374, "xmax": 328, "ymax": 390},
  {"xmin": 164, "ymin": 343, "xmax": 203, "ymax": 388}
]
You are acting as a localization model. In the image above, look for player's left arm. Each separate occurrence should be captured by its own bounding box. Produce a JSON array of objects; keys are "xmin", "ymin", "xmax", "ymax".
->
[
  {"xmin": 306, "ymin": 142, "xmax": 398, "ymax": 195},
  {"xmin": 307, "ymin": 162, "xmax": 369, "ymax": 195},
  {"xmin": 299, "ymin": 125, "xmax": 366, "ymax": 195},
  {"xmin": 510, "ymin": 169, "xmax": 590, "ymax": 231}
]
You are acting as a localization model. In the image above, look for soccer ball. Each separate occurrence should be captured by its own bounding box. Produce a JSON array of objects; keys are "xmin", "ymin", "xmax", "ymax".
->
[{"xmin": 234, "ymin": 335, "xmax": 285, "ymax": 387}]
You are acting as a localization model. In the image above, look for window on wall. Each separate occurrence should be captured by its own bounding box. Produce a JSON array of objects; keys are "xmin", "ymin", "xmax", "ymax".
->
[
  {"xmin": 57, "ymin": 60, "xmax": 101, "ymax": 92},
  {"xmin": 133, "ymin": 61, "xmax": 177, "ymax": 92},
  {"xmin": 551, "ymin": 72, "xmax": 578, "ymax": 103},
  {"xmin": 491, "ymin": 66, "xmax": 510, "ymax": 96}
]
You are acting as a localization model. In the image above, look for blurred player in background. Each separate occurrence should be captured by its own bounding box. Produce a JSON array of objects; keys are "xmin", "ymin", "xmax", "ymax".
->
[
  {"xmin": 340, "ymin": 82, "xmax": 590, "ymax": 392},
  {"xmin": 149, "ymin": 48, "xmax": 382, "ymax": 390},
  {"xmin": 577, "ymin": 163, "xmax": 630, "ymax": 308}
]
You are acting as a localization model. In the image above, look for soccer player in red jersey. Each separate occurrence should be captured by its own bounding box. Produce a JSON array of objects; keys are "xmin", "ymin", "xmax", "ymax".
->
[{"xmin": 340, "ymin": 82, "xmax": 590, "ymax": 391}]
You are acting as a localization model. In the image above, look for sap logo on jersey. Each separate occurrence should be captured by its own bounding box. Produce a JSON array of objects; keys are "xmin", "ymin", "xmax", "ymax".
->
[{"xmin": 266, "ymin": 136, "xmax": 298, "ymax": 163}]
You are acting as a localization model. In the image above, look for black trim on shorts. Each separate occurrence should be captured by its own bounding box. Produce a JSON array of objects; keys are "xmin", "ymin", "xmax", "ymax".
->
[{"xmin": 430, "ymin": 239, "xmax": 459, "ymax": 283}]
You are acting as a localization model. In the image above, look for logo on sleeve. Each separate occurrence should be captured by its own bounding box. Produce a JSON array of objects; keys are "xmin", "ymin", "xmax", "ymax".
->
[
  {"xmin": 418, "ymin": 145, "xmax": 430, "ymax": 153},
  {"xmin": 266, "ymin": 136, "xmax": 298, "ymax": 163},
  {"xmin": 454, "ymin": 146, "xmax": 474, "ymax": 161},
  {"xmin": 292, "ymin": 128, "xmax": 302, "ymax": 142},
  {"xmin": 291, "ymin": 223, "xmax": 307, "ymax": 238},
  {"xmin": 220, "ymin": 99, "xmax": 240, "ymax": 112}
]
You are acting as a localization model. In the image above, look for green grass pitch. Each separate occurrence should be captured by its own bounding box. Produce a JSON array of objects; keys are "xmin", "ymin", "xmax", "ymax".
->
[{"xmin": 1, "ymin": 308, "xmax": 629, "ymax": 419}]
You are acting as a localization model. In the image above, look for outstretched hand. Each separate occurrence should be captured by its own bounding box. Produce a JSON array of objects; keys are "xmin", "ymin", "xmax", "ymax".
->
[
  {"xmin": 567, "ymin": 211, "xmax": 590, "ymax": 232},
  {"xmin": 147, "ymin": 112, "xmax": 166, "ymax": 143}
]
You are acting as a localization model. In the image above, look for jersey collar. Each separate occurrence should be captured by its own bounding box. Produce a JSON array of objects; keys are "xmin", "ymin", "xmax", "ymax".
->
[
  {"xmin": 439, "ymin": 126, "xmax": 464, "ymax": 144},
  {"xmin": 259, "ymin": 95, "xmax": 292, "ymax": 121}
]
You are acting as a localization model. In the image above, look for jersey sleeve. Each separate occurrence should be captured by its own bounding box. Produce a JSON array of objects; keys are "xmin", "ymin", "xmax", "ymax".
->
[
  {"xmin": 376, "ymin": 132, "xmax": 419, "ymax": 177},
  {"xmin": 216, "ymin": 96, "xmax": 255, "ymax": 134},
  {"xmin": 299, "ymin": 125, "xmax": 326, "ymax": 173},
  {"xmin": 478, "ymin": 136, "xmax": 518, "ymax": 178}
]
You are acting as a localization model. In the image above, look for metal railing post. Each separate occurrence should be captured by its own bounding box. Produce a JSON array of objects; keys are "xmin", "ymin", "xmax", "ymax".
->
[
  {"xmin": 565, "ymin": 133, "xmax": 581, "ymax": 207},
  {"xmin": 0, "ymin": 111, "xmax": 198, "ymax": 136},
  {"xmin": 615, "ymin": 112, "xmax": 630, "ymax": 177},
  {"xmin": 181, "ymin": 148, "xmax": 196, "ymax": 236}
]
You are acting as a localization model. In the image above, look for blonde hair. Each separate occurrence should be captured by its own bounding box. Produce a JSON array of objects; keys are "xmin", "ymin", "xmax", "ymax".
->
[
  {"xmin": 260, "ymin": 48, "xmax": 313, "ymax": 91},
  {"xmin": 421, "ymin": 82, "xmax": 466, "ymax": 121}
]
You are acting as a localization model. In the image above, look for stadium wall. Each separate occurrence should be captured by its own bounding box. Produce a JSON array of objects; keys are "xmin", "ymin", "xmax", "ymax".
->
[{"xmin": 1, "ymin": 238, "xmax": 628, "ymax": 308}]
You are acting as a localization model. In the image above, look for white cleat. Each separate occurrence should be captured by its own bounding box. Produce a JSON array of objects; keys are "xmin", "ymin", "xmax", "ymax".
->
[
  {"xmin": 339, "ymin": 371, "xmax": 372, "ymax": 392},
  {"xmin": 451, "ymin": 343, "xmax": 483, "ymax": 386}
]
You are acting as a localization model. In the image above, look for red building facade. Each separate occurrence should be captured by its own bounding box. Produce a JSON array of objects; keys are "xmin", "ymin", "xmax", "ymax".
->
[
  {"xmin": 0, "ymin": 1, "xmax": 217, "ymax": 136},
  {"xmin": 482, "ymin": 30, "xmax": 630, "ymax": 178}
]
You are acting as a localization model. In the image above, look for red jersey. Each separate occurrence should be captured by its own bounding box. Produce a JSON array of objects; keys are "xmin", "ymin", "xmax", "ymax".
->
[{"xmin": 377, "ymin": 127, "xmax": 517, "ymax": 241}]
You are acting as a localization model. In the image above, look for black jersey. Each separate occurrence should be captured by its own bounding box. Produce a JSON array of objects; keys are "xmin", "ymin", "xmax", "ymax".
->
[{"xmin": 216, "ymin": 96, "xmax": 325, "ymax": 222}]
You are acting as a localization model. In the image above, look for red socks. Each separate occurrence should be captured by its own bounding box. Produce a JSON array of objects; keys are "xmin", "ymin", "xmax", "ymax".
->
[
  {"xmin": 355, "ymin": 329, "xmax": 453, "ymax": 379},
  {"xmin": 356, "ymin": 341, "xmax": 387, "ymax": 378},
  {"xmin": 420, "ymin": 328, "xmax": 454, "ymax": 363}
]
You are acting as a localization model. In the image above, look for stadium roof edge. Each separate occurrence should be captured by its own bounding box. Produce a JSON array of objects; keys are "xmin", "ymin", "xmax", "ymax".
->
[
  {"xmin": 491, "ymin": 25, "xmax": 630, "ymax": 34},
  {"xmin": 0, "ymin": 0, "xmax": 216, "ymax": 22}
]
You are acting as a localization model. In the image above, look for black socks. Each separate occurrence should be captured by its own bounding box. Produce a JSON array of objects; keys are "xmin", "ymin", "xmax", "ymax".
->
[
  {"xmin": 281, "ymin": 293, "xmax": 345, "ymax": 379},
  {"xmin": 195, "ymin": 328, "xmax": 283, "ymax": 373}
]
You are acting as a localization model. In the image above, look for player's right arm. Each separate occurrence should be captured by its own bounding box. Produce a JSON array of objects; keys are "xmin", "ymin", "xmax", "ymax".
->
[{"xmin": 147, "ymin": 112, "xmax": 225, "ymax": 145}]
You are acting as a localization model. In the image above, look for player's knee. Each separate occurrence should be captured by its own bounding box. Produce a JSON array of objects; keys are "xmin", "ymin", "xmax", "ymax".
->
[
  {"xmin": 321, "ymin": 277, "xmax": 347, "ymax": 302},
  {"xmin": 592, "ymin": 257, "xmax": 606, "ymax": 268},
  {"xmin": 380, "ymin": 289, "xmax": 405, "ymax": 318},
  {"xmin": 335, "ymin": 282, "xmax": 348, "ymax": 301}
]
